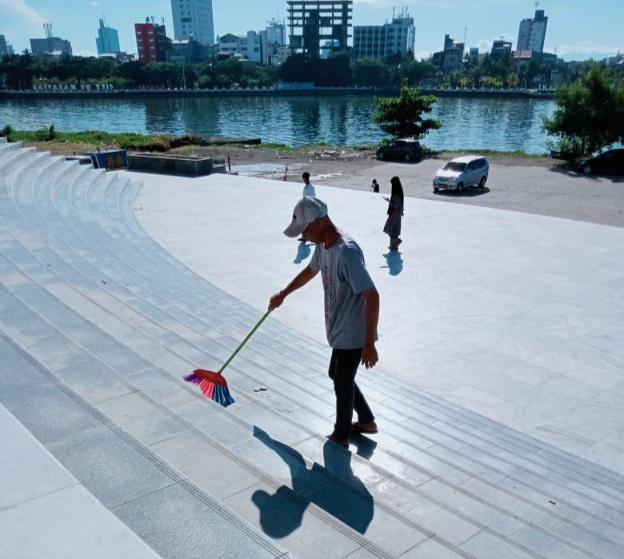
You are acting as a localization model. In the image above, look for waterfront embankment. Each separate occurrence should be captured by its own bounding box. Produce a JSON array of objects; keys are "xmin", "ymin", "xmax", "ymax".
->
[{"xmin": 0, "ymin": 86, "xmax": 554, "ymax": 101}]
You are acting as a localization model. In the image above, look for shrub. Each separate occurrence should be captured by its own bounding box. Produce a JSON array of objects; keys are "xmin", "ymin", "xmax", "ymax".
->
[{"xmin": 1, "ymin": 124, "xmax": 14, "ymax": 138}]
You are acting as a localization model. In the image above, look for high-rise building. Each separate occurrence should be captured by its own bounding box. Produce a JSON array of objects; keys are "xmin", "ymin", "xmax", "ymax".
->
[
  {"xmin": 170, "ymin": 0, "xmax": 214, "ymax": 45},
  {"xmin": 432, "ymin": 34, "xmax": 464, "ymax": 74},
  {"xmin": 168, "ymin": 39, "xmax": 209, "ymax": 64},
  {"xmin": 287, "ymin": 0, "xmax": 353, "ymax": 59},
  {"xmin": 135, "ymin": 18, "xmax": 170, "ymax": 62},
  {"xmin": 353, "ymin": 10, "xmax": 415, "ymax": 60},
  {"xmin": 516, "ymin": 9, "xmax": 548, "ymax": 53},
  {"xmin": 491, "ymin": 39, "xmax": 512, "ymax": 58},
  {"xmin": 260, "ymin": 19, "xmax": 287, "ymax": 65},
  {"xmin": 30, "ymin": 37, "xmax": 73, "ymax": 58},
  {"xmin": 96, "ymin": 18, "xmax": 121, "ymax": 55},
  {"xmin": 30, "ymin": 23, "xmax": 72, "ymax": 58}
]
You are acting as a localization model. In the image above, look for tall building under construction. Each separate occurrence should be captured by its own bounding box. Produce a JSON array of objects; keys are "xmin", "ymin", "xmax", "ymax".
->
[{"xmin": 287, "ymin": 0, "xmax": 353, "ymax": 59}]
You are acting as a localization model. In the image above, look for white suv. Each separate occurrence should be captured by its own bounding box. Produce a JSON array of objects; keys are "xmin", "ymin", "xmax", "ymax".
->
[{"xmin": 433, "ymin": 155, "xmax": 489, "ymax": 193}]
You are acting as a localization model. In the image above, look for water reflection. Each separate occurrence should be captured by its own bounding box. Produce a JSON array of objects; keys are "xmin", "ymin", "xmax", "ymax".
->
[
  {"xmin": 178, "ymin": 97, "xmax": 223, "ymax": 136},
  {"xmin": 0, "ymin": 95, "xmax": 555, "ymax": 153},
  {"xmin": 288, "ymin": 97, "xmax": 321, "ymax": 143},
  {"xmin": 427, "ymin": 96, "xmax": 551, "ymax": 153},
  {"xmin": 144, "ymin": 98, "xmax": 184, "ymax": 134},
  {"xmin": 327, "ymin": 98, "xmax": 349, "ymax": 146}
]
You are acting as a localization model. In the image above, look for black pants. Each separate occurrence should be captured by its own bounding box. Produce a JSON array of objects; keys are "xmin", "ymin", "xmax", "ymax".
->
[{"xmin": 328, "ymin": 348, "xmax": 375, "ymax": 439}]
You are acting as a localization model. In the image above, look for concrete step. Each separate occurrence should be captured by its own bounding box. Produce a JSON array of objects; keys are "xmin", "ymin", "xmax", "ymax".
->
[
  {"xmin": 2, "ymin": 264, "xmax": 624, "ymax": 558},
  {"xmin": 0, "ymin": 402, "xmax": 163, "ymax": 559},
  {"xmin": 0, "ymin": 146, "xmax": 40, "ymax": 179},
  {"xmin": 0, "ymin": 329, "xmax": 294, "ymax": 559},
  {"xmin": 81, "ymin": 166, "xmax": 624, "ymax": 503},
  {"xmin": 2, "ymin": 143, "xmax": 624, "ymax": 559},
  {"xmin": 0, "ymin": 138, "xmax": 23, "ymax": 157}
]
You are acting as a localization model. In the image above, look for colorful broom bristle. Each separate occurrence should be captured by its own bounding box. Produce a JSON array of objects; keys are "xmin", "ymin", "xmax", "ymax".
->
[
  {"xmin": 184, "ymin": 369, "xmax": 235, "ymax": 407},
  {"xmin": 183, "ymin": 310, "xmax": 272, "ymax": 408}
]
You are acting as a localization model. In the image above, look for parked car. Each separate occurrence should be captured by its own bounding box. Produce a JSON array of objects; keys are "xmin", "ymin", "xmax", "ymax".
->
[
  {"xmin": 433, "ymin": 155, "xmax": 489, "ymax": 193},
  {"xmin": 376, "ymin": 138, "xmax": 423, "ymax": 162},
  {"xmin": 580, "ymin": 148, "xmax": 624, "ymax": 175}
]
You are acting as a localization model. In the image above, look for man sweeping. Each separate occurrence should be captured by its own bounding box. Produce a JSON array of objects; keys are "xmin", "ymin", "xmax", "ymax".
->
[{"xmin": 269, "ymin": 196, "xmax": 379, "ymax": 448}]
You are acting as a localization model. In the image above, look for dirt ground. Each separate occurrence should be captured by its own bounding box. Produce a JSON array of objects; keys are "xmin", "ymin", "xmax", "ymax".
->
[
  {"xmin": 23, "ymin": 140, "xmax": 556, "ymax": 176},
  {"xmin": 197, "ymin": 144, "xmax": 623, "ymax": 229},
  {"xmin": 174, "ymin": 143, "xmax": 556, "ymax": 175},
  {"xmin": 21, "ymin": 140, "xmax": 623, "ymax": 228}
]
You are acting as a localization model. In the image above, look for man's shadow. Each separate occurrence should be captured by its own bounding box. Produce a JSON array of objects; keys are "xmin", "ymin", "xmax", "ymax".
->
[
  {"xmin": 251, "ymin": 427, "xmax": 374, "ymax": 538},
  {"xmin": 293, "ymin": 241, "xmax": 311, "ymax": 264},
  {"xmin": 382, "ymin": 251, "xmax": 403, "ymax": 275}
]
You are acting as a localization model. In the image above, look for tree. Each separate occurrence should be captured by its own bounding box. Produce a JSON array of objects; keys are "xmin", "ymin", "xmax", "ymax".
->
[
  {"xmin": 116, "ymin": 60, "xmax": 147, "ymax": 88},
  {"xmin": 373, "ymin": 78, "xmax": 441, "ymax": 140},
  {"xmin": 615, "ymin": 79, "xmax": 624, "ymax": 144},
  {"xmin": 543, "ymin": 62, "xmax": 622, "ymax": 159},
  {"xmin": 352, "ymin": 58, "xmax": 391, "ymax": 86},
  {"xmin": 0, "ymin": 52, "xmax": 44, "ymax": 89},
  {"xmin": 278, "ymin": 54, "xmax": 351, "ymax": 86},
  {"xmin": 399, "ymin": 59, "xmax": 435, "ymax": 86}
]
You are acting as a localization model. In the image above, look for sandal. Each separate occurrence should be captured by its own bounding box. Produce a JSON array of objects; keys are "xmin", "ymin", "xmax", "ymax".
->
[{"xmin": 351, "ymin": 421, "xmax": 378, "ymax": 434}]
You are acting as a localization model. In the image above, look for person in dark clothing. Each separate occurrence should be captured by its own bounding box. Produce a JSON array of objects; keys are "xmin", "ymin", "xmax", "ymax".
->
[{"xmin": 383, "ymin": 176, "xmax": 404, "ymax": 250}]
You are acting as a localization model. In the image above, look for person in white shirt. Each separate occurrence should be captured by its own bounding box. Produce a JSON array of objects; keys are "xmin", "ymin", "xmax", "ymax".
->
[
  {"xmin": 298, "ymin": 172, "xmax": 317, "ymax": 241},
  {"xmin": 302, "ymin": 172, "xmax": 316, "ymax": 197}
]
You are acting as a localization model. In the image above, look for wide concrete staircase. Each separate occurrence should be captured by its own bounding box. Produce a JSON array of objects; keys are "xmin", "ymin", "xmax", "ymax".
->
[{"xmin": 1, "ymin": 136, "xmax": 624, "ymax": 559}]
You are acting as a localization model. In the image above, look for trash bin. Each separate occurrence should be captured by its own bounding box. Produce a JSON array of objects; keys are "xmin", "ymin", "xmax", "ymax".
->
[{"xmin": 86, "ymin": 150, "xmax": 128, "ymax": 170}]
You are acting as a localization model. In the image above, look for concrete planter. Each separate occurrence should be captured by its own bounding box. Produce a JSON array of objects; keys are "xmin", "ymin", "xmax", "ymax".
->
[{"xmin": 127, "ymin": 153, "xmax": 226, "ymax": 176}]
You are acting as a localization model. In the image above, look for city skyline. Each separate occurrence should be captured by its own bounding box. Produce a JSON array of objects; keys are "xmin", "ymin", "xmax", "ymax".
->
[{"xmin": 0, "ymin": 0, "xmax": 622, "ymax": 62}]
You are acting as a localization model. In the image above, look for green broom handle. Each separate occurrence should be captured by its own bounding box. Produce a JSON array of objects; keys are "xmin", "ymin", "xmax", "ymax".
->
[{"xmin": 218, "ymin": 309, "xmax": 272, "ymax": 374}]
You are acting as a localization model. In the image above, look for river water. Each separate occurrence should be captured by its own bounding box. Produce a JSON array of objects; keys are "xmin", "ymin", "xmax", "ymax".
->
[{"xmin": 0, "ymin": 94, "xmax": 556, "ymax": 154}]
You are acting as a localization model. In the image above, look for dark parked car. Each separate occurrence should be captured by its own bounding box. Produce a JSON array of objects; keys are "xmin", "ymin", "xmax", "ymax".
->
[
  {"xmin": 376, "ymin": 138, "xmax": 423, "ymax": 162},
  {"xmin": 580, "ymin": 148, "xmax": 624, "ymax": 175}
]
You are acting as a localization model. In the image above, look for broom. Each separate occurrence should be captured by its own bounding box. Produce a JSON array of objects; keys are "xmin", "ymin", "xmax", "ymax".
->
[{"xmin": 184, "ymin": 309, "xmax": 271, "ymax": 407}]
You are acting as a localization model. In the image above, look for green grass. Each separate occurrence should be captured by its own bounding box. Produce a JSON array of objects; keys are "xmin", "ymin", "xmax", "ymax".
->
[
  {"xmin": 4, "ymin": 127, "xmax": 169, "ymax": 150},
  {"xmin": 432, "ymin": 147, "xmax": 540, "ymax": 158},
  {"xmin": 1, "ymin": 126, "xmax": 542, "ymax": 158}
]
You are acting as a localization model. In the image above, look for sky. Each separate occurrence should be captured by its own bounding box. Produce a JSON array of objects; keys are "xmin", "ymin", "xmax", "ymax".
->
[{"xmin": 1, "ymin": 0, "xmax": 622, "ymax": 62}]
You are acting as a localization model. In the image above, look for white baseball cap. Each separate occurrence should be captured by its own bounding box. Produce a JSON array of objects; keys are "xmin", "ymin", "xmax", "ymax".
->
[{"xmin": 283, "ymin": 197, "xmax": 328, "ymax": 238}]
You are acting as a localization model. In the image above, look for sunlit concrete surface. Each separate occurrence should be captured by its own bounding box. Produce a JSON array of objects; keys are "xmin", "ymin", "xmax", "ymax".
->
[
  {"xmin": 136, "ymin": 171, "xmax": 624, "ymax": 474},
  {"xmin": 3, "ymin": 135, "xmax": 624, "ymax": 559}
]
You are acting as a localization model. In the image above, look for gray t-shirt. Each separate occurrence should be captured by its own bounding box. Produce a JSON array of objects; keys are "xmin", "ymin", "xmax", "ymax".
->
[{"xmin": 310, "ymin": 232, "xmax": 376, "ymax": 349}]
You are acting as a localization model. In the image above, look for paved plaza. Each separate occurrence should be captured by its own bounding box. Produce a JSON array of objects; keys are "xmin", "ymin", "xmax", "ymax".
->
[{"xmin": 2, "ymin": 139, "xmax": 624, "ymax": 558}]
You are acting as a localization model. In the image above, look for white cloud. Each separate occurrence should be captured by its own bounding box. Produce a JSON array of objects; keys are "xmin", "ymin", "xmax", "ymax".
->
[
  {"xmin": 554, "ymin": 42, "xmax": 623, "ymax": 57},
  {"xmin": 415, "ymin": 50, "xmax": 433, "ymax": 61},
  {"xmin": 477, "ymin": 39, "xmax": 491, "ymax": 52},
  {"xmin": 0, "ymin": 0, "xmax": 46, "ymax": 27},
  {"xmin": 74, "ymin": 49, "xmax": 98, "ymax": 57}
]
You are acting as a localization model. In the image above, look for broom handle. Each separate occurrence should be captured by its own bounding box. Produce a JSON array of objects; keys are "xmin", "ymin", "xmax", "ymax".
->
[{"xmin": 218, "ymin": 309, "xmax": 272, "ymax": 374}]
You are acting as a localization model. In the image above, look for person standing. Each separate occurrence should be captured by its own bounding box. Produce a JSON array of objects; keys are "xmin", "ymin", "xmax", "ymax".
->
[
  {"xmin": 370, "ymin": 179, "xmax": 379, "ymax": 193},
  {"xmin": 269, "ymin": 196, "xmax": 379, "ymax": 448},
  {"xmin": 302, "ymin": 171, "xmax": 316, "ymax": 197},
  {"xmin": 298, "ymin": 172, "xmax": 317, "ymax": 241},
  {"xmin": 383, "ymin": 176, "xmax": 404, "ymax": 250}
]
